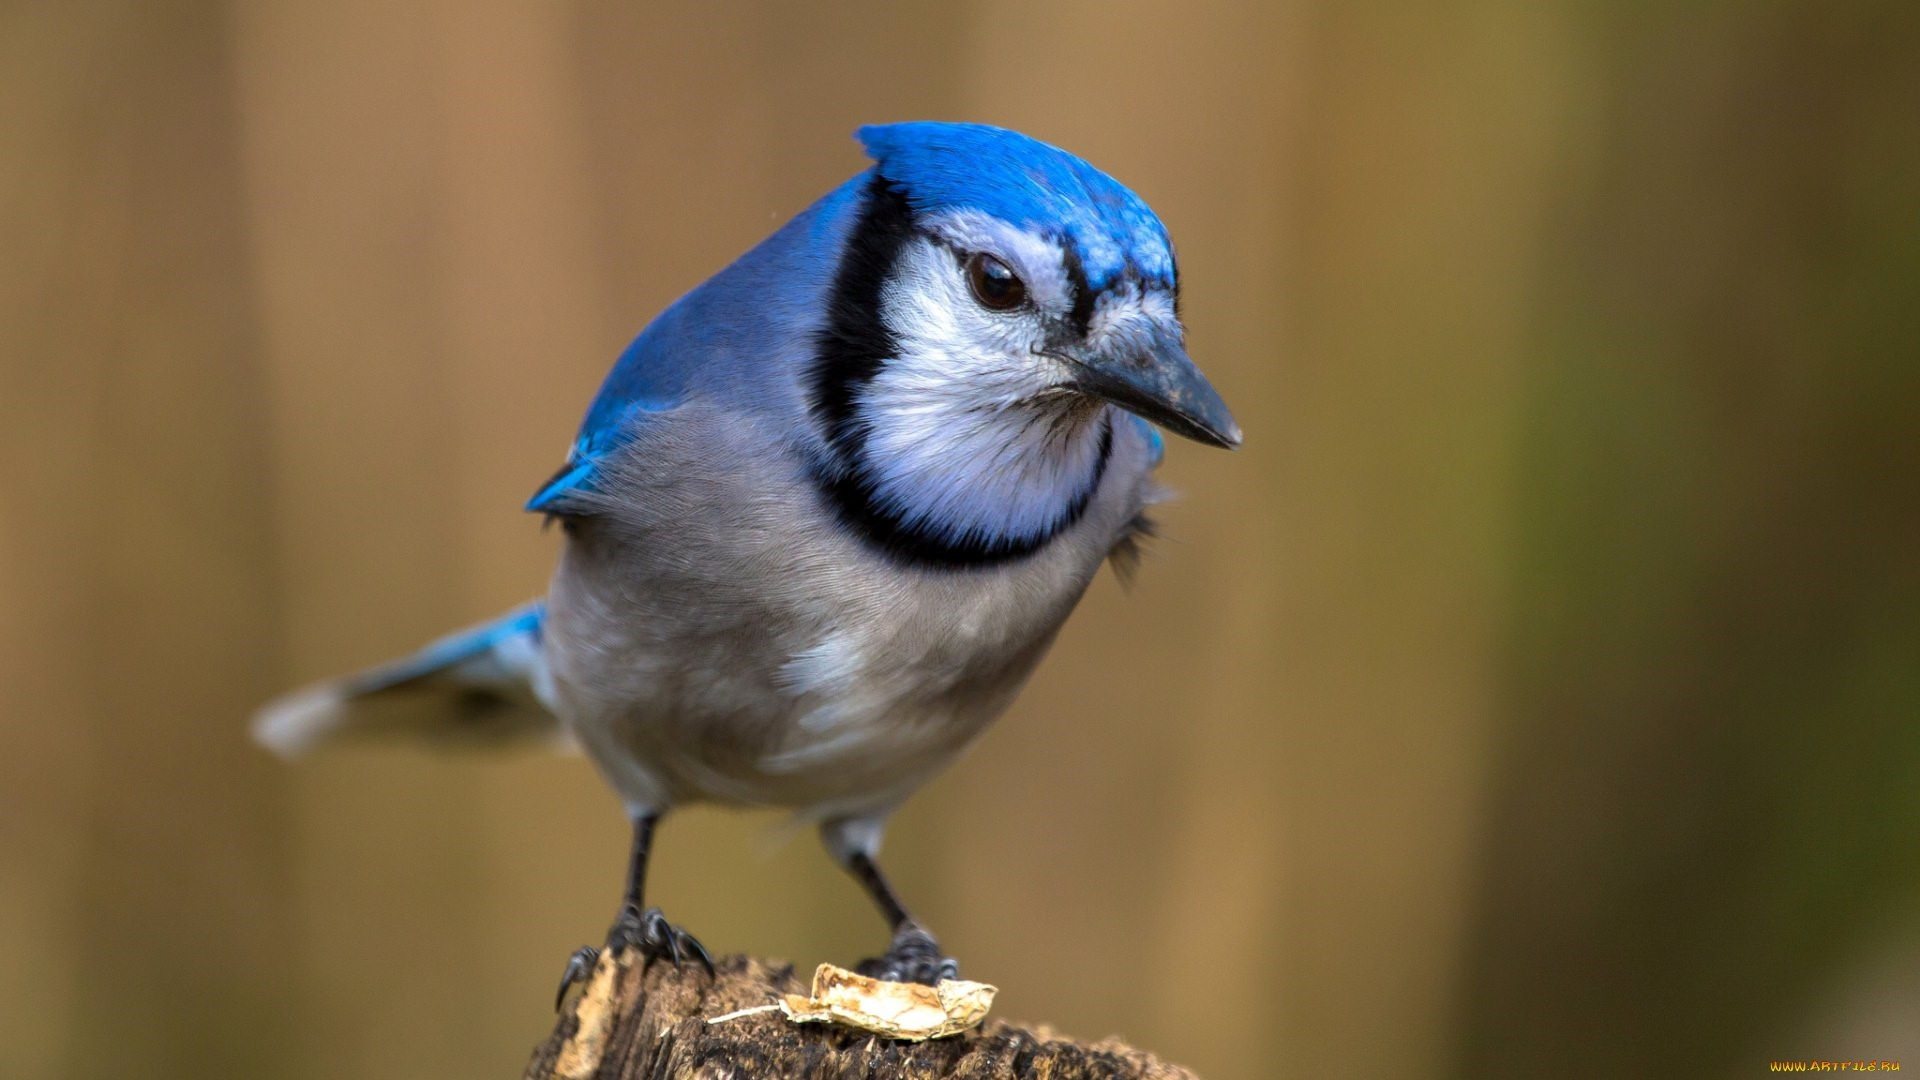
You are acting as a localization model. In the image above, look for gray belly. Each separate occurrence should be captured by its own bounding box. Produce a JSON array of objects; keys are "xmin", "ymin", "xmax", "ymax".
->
[
  {"xmin": 544, "ymin": 524, "xmax": 1092, "ymax": 818},
  {"xmin": 534, "ymin": 407, "xmax": 1149, "ymax": 819}
]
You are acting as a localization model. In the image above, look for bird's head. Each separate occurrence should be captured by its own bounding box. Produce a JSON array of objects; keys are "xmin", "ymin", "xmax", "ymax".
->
[
  {"xmin": 809, "ymin": 122, "xmax": 1238, "ymax": 565},
  {"xmin": 816, "ymin": 122, "xmax": 1238, "ymax": 449}
]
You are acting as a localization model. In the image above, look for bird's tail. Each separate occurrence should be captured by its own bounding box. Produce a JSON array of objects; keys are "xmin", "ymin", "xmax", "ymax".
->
[{"xmin": 253, "ymin": 601, "xmax": 565, "ymax": 756}]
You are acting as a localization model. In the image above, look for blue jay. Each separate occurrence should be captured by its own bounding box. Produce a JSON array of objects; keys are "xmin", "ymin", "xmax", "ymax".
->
[{"xmin": 256, "ymin": 122, "xmax": 1239, "ymax": 999}]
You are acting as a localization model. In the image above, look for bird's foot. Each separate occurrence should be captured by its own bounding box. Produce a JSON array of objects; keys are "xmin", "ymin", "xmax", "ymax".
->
[
  {"xmin": 856, "ymin": 922, "xmax": 959, "ymax": 986},
  {"xmin": 553, "ymin": 905, "xmax": 714, "ymax": 1010},
  {"xmin": 553, "ymin": 945, "xmax": 602, "ymax": 1011},
  {"xmin": 607, "ymin": 904, "xmax": 716, "ymax": 975}
]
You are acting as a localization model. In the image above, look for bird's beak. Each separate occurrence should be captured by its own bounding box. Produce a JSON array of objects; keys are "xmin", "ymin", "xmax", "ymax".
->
[{"xmin": 1059, "ymin": 335, "xmax": 1242, "ymax": 449}]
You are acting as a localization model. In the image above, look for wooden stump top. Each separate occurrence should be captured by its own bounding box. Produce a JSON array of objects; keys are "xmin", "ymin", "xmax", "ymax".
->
[{"xmin": 525, "ymin": 952, "xmax": 1198, "ymax": 1079}]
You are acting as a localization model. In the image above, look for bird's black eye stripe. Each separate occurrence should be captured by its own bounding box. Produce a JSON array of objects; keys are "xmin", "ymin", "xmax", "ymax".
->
[{"xmin": 1058, "ymin": 242, "xmax": 1095, "ymax": 336}]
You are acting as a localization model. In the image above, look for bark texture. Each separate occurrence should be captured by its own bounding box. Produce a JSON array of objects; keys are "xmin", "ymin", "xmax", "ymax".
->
[{"xmin": 525, "ymin": 952, "xmax": 1197, "ymax": 1079}]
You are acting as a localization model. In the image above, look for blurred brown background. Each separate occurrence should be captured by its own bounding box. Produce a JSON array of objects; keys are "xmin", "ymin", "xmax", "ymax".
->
[{"xmin": 3, "ymin": 3, "xmax": 1917, "ymax": 1078}]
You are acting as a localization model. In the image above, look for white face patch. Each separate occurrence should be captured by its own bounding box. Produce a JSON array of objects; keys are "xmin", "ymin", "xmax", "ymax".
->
[
  {"xmin": 921, "ymin": 209, "xmax": 1074, "ymax": 319},
  {"xmin": 853, "ymin": 235, "xmax": 1109, "ymax": 548},
  {"xmin": 1086, "ymin": 280, "xmax": 1179, "ymax": 358}
]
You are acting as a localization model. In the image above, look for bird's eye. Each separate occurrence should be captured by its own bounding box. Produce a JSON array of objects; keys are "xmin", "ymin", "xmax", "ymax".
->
[{"xmin": 965, "ymin": 252, "xmax": 1027, "ymax": 312}]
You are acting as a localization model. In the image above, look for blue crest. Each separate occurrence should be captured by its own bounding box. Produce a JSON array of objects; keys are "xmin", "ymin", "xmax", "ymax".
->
[{"xmin": 857, "ymin": 122, "xmax": 1174, "ymax": 291}]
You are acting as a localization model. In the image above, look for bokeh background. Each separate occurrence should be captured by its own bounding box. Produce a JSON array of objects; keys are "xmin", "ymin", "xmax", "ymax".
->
[{"xmin": 4, "ymin": 3, "xmax": 1916, "ymax": 1078}]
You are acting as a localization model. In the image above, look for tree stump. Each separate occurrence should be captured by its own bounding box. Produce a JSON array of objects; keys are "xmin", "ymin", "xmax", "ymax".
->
[{"xmin": 525, "ymin": 952, "xmax": 1197, "ymax": 1079}]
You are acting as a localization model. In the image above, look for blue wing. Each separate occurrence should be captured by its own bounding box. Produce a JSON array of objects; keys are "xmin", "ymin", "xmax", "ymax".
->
[
  {"xmin": 526, "ymin": 301, "xmax": 702, "ymax": 514},
  {"xmin": 526, "ymin": 168, "xmax": 867, "ymax": 513}
]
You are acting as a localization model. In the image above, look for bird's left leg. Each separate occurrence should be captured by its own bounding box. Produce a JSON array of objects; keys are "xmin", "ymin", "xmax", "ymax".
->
[
  {"xmin": 822, "ymin": 817, "xmax": 960, "ymax": 986},
  {"xmin": 555, "ymin": 809, "xmax": 711, "ymax": 1009}
]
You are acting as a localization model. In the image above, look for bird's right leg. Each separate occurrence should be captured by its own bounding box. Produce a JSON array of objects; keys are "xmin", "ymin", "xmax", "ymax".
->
[
  {"xmin": 555, "ymin": 810, "xmax": 712, "ymax": 1009},
  {"xmin": 846, "ymin": 849, "xmax": 961, "ymax": 985},
  {"xmin": 822, "ymin": 817, "xmax": 960, "ymax": 986}
]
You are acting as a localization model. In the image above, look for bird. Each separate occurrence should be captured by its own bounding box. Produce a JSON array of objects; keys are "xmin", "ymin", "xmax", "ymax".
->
[{"xmin": 254, "ymin": 121, "xmax": 1240, "ymax": 1003}]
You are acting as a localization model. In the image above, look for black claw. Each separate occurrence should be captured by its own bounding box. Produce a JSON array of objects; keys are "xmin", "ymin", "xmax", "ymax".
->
[
  {"xmin": 856, "ymin": 923, "xmax": 960, "ymax": 986},
  {"xmin": 604, "ymin": 906, "xmax": 714, "ymax": 979},
  {"xmin": 681, "ymin": 929, "xmax": 717, "ymax": 979},
  {"xmin": 556, "ymin": 905, "xmax": 712, "ymax": 1008},
  {"xmin": 554, "ymin": 945, "xmax": 601, "ymax": 1012}
]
